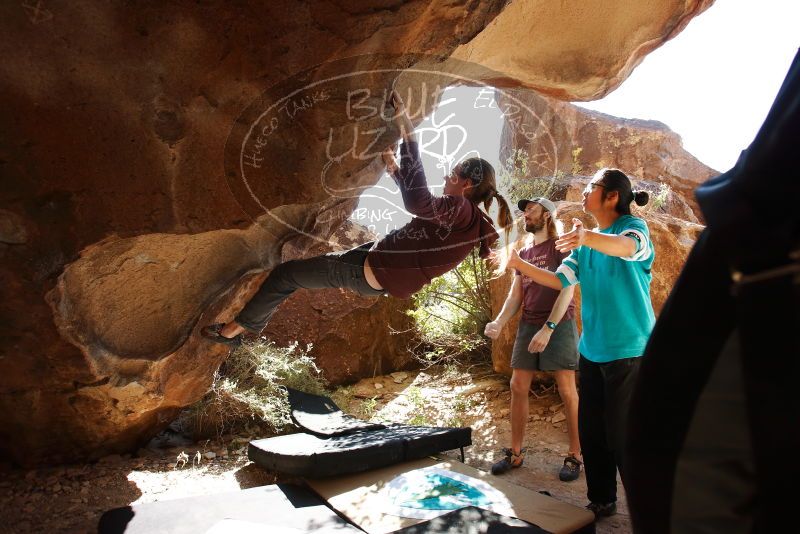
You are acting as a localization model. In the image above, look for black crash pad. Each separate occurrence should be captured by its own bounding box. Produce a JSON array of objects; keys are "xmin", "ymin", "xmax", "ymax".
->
[
  {"xmin": 389, "ymin": 506, "xmax": 554, "ymax": 533},
  {"xmin": 287, "ymin": 387, "xmax": 386, "ymax": 436},
  {"xmin": 249, "ymin": 423, "xmax": 472, "ymax": 478},
  {"xmin": 97, "ymin": 483, "xmax": 361, "ymax": 534}
]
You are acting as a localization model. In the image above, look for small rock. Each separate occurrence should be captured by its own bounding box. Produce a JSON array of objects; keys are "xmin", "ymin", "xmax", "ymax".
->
[
  {"xmin": 545, "ymin": 416, "xmax": 552, "ymax": 423},
  {"xmin": 52, "ymin": 483, "xmax": 62, "ymax": 492},
  {"xmin": 530, "ymin": 414, "xmax": 541, "ymax": 421},
  {"xmin": 390, "ymin": 372, "xmax": 408, "ymax": 383},
  {"xmin": 549, "ymin": 403, "xmax": 564, "ymax": 413},
  {"xmin": 552, "ymin": 411, "xmax": 566, "ymax": 424},
  {"xmin": 204, "ymin": 451, "xmax": 217, "ymax": 460},
  {"xmin": 498, "ymin": 409, "xmax": 510, "ymax": 418},
  {"xmin": 374, "ymin": 383, "xmax": 384, "ymax": 390}
]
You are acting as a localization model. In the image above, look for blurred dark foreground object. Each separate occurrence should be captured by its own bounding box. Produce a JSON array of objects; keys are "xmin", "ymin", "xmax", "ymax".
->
[{"xmin": 626, "ymin": 49, "xmax": 800, "ymax": 534}]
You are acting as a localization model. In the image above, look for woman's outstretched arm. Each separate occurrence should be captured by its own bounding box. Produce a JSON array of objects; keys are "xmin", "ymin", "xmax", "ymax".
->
[{"xmin": 556, "ymin": 218, "xmax": 637, "ymax": 257}]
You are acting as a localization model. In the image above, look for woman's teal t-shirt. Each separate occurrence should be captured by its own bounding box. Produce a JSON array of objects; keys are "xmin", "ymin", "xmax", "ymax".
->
[{"xmin": 555, "ymin": 215, "xmax": 656, "ymax": 363}]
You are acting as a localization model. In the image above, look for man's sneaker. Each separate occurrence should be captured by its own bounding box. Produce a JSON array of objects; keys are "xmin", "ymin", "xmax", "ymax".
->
[
  {"xmin": 558, "ymin": 454, "xmax": 582, "ymax": 482},
  {"xmin": 586, "ymin": 501, "xmax": 617, "ymax": 518},
  {"xmin": 490, "ymin": 448, "xmax": 526, "ymax": 475}
]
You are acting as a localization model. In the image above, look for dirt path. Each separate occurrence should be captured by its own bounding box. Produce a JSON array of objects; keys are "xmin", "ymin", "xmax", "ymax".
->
[{"xmin": 0, "ymin": 365, "xmax": 630, "ymax": 533}]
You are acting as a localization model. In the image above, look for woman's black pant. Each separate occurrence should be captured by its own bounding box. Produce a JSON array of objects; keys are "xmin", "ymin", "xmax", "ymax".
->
[
  {"xmin": 235, "ymin": 242, "xmax": 385, "ymax": 333},
  {"xmin": 579, "ymin": 355, "xmax": 642, "ymax": 505}
]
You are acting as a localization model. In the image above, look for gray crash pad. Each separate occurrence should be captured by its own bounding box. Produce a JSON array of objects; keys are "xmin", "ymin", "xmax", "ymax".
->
[
  {"xmin": 287, "ymin": 387, "xmax": 387, "ymax": 436},
  {"xmin": 97, "ymin": 483, "xmax": 361, "ymax": 534},
  {"xmin": 248, "ymin": 389, "xmax": 471, "ymax": 477}
]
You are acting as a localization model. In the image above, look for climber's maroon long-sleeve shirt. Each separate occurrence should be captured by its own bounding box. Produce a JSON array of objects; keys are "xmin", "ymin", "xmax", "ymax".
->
[{"xmin": 367, "ymin": 141, "xmax": 499, "ymax": 299}]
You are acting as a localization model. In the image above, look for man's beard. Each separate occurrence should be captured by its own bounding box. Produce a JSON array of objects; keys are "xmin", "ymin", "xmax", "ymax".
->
[{"xmin": 525, "ymin": 219, "xmax": 545, "ymax": 233}]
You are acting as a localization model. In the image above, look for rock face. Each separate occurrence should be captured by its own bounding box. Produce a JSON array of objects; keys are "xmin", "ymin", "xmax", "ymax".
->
[
  {"xmin": 0, "ymin": 1, "xmax": 712, "ymax": 465},
  {"xmin": 264, "ymin": 223, "xmax": 417, "ymax": 386},
  {"xmin": 452, "ymin": 0, "xmax": 714, "ymax": 100},
  {"xmin": 489, "ymin": 91, "xmax": 712, "ymax": 376},
  {"xmin": 499, "ymin": 90, "xmax": 719, "ymax": 220}
]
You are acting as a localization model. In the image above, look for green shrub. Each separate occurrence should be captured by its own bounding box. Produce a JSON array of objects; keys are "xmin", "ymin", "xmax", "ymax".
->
[
  {"xmin": 407, "ymin": 249, "xmax": 492, "ymax": 366},
  {"xmin": 499, "ymin": 148, "xmax": 556, "ymax": 201},
  {"xmin": 187, "ymin": 340, "xmax": 327, "ymax": 438},
  {"xmin": 650, "ymin": 182, "xmax": 671, "ymax": 212},
  {"xmin": 405, "ymin": 386, "xmax": 432, "ymax": 425}
]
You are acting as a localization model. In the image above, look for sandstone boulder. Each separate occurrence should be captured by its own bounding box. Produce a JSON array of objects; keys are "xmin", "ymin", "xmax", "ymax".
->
[{"xmin": 499, "ymin": 90, "xmax": 719, "ymax": 221}]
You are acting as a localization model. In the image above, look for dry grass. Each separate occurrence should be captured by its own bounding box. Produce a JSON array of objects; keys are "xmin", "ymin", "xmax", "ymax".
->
[{"xmin": 186, "ymin": 339, "xmax": 328, "ymax": 439}]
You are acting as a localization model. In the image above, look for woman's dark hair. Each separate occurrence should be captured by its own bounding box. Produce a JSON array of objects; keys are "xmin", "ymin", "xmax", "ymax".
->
[
  {"xmin": 597, "ymin": 168, "xmax": 649, "ymax": 215},
  {"xmin": 457, "ymin": 157, "xmax": 514, "ymax": 274},
  {"xmin": 458, "ymin": 157, "xmax": 513, "ymax": 236}
]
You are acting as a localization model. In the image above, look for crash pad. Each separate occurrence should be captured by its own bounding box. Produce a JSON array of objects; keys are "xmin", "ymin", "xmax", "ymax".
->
[
  {"xmin": 389, "ymin": 505, "xmax": 552, "ymax": 533},
  {"xmin": 248, "ymin": 389, "xmax": 471, "ymax": 477},
  {"xmin": 249, "ymin": 424, "xmax": 471, "ymax": 477},
  {"xmin": 287, "ymin": 387, "xmax": 387, "ymax": 436},
  {"xmin": 306, "ymin": 457, "xmax": 595, "ymax": 534},
  {"xmin": 97, "ymin": 483, "xmax": 361, "ymax": 534}
]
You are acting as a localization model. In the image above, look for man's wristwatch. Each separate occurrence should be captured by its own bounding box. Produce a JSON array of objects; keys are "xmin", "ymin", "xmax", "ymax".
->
[{"xmin": 545, "ymin": 321, "xmax": 557, "ymax": 331}]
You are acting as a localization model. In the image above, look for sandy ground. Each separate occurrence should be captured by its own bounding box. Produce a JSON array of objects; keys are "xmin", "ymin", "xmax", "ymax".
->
[{"xmin": 0, "ymin": 364, "xmax": 630, "ymax": 533}]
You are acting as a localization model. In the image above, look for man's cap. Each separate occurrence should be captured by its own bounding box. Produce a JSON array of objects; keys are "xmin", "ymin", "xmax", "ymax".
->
[{"xmin": 517, "ymin": 197, "xmax": 556, "ymax": 216}]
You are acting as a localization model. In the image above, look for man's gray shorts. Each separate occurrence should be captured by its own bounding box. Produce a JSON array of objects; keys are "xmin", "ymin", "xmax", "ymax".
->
[{"xmin": 511, "ymin": 319, "xmax": 579, "ymax": 371}]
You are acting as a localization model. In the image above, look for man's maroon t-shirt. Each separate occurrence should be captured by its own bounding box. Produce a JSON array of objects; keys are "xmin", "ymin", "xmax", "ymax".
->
[{"xmin": 516, "ymin": 239, "xmax": 575, "ymax": 325}]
